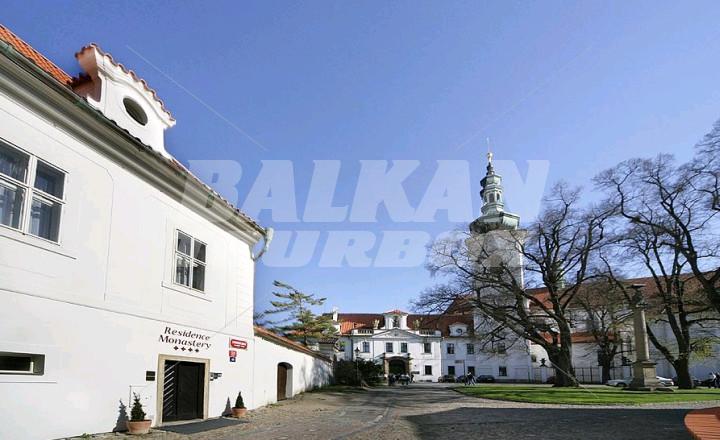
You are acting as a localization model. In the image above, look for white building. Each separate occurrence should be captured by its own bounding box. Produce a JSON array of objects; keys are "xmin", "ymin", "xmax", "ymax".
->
[
  {"xmin": 331, "ymin": 307, "xmax": 532, "ymax": 382},
  {"xmin": 527, "ymin": 281, "xmax": 720, "ymax": 382},
  {"xmin": 0, "ymin": 25, "xmax": 330, "ymax": 440}
]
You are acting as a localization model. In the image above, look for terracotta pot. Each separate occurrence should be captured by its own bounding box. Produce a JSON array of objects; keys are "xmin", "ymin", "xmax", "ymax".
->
[
  {"xmin": 231, "ymin": 407, "xmax": 247, "ymax": 417},
  {"xmin": 126, "ymin": 420, "xmax": 152, "ymax": 435}
]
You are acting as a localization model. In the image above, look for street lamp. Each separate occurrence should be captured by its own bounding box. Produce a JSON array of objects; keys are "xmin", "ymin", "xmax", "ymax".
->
[
  {"xmin": 627, "ymin": 283, "xmax": 662, "ymax": 390},
  {"xmin": 354, "ymin": 347, "xmax": 361, "ymax": 386}
]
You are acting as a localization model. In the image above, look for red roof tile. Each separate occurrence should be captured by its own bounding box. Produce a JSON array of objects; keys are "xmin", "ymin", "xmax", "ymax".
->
[
  {"xmin": 254, "ymin": 326, "xmax": 330, "ymax": 361},
  {"xmin": 528, "ymin": 274, "xmax": 702, "ymax": 310},
  {"xmin": 336, "ymin": 313, "xmax": 473, "ymax": 337},
  {"xmin": 0, "ymin": 25, "xmax": 73, "ymax": 86}
]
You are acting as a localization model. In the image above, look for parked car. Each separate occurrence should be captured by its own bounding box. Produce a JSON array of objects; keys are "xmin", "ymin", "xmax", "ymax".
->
[
  {"xmin": 606, "ymin": 376, "xmax": 675, "ymax": 387},
  {"xmin": 700, "ymin": 378, "xmax": 717, "ymax": 387},
  {"xmin": 672, "ymin": 376, "xmax": 702, "ymax": 387},
  {"xmin": 656, "ymin": 376, "xmax": 675, "ymax": 386},
  {"xmin": 476, "ymin": 375, "xmax": 495, "ymax": 383},
  {"xmin": 606, "ymin": 378, "xmax": 631, "ymax": 387},
  {"xmin": 439, "ymin": 374, "xmax": 457, "ymax": 383}
]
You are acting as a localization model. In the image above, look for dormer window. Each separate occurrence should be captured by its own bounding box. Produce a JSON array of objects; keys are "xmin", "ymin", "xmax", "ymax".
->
[
  {"xmin": 74, "ymin": 45, "xmax": 176, "ymax": 156},
  {"xmin": 392, "ymin": 316, "xmax": 400, "ymax": 328},
  {"xmin": 123, "ymin": 98, "xmax": 148, "ymax": 126}
]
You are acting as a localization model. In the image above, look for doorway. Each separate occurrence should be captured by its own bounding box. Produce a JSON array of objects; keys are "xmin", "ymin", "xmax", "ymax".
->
[
  {"xmin": 159, "ymin": 358, "xmax": 208, "ymax": 423},
  {"xmin": 277, "ymin": 362, "xmax": 292, "ymax": 401},
  {"xmin": 388, "ymin": 359, "xmax": 407, "ymax": 375}
]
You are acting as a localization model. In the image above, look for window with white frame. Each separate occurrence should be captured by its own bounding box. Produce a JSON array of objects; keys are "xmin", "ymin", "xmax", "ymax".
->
[
  {"xmin": 174, "ymin": 231, "xmax": 207, "ymax": 291},
  {"xmin": 446, "ymin": 343, "xmax": 455, "ymax": 354},
  {"xmin": 362, "ymin": 341, "xmax": 370, "ymax": 353},
  {"xmin": 424, "ymin": 365, "xmax": 432, "ymax": 375},
  {"xmin": 400, "ymin": 342, "xmax": 408, "ymax": 353},
  {"xmin": 385, "ymin": 342, "xmax": 393, "ymax": 353},
  {"xmin": 423, "ymin": 342, "xmax": 431, "ymax": 354},
  {"xmin": 0, "ymin": 141, "xmax": 65, "ymax": 242},
  {"xmin": 467, "ymin": 343, "xmax": 475, "ymax": 354}
]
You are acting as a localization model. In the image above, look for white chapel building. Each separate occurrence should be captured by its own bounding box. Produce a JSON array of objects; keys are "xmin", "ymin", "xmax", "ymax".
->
[{"xmin": 0, "ymin": 25, "xmax": 330, "ymax": 440}]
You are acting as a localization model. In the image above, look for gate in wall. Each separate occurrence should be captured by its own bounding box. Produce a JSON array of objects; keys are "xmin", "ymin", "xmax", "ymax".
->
[{"xmin": 162, "ymin": 360, "xmax": 205, "ymax": 422}]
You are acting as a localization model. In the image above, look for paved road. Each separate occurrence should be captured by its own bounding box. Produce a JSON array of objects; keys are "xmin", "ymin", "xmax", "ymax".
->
[{"xmin": 117, "ymin": 384, "xmax": 715, "ymax": 440}]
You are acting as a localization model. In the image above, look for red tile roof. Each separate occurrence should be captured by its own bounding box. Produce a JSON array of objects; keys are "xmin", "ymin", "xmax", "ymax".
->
[
  {"xmin": 254, "ymin": 325, "xmax": 331, "ymax": 361},
  {"xmin": 384, "ymin": 309, "xmax": 408, "ymax": 315},
  {"xmin": 0, "ymin": 25, "xmax": 73, "ymax": 86},
  {"xmin": 336, "ymin": 313, "xmax": 473, "ymax": 337},
  {"xmin": 527, "ymin": 274, "xmax": 702, "ymax": 310}
]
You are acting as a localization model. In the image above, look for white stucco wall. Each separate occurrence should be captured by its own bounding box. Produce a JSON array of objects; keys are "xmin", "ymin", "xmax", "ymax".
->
[
  {"xmin": 0, "ymin": 55, "xmax": 331, "ymax": 440},
  {"xmin": 252, "ymin": 336, "xmax": 332, "ymax": 408},
  {"xmin": 339, "ymin": 331, "xmax": 443, "ymax": 381}
]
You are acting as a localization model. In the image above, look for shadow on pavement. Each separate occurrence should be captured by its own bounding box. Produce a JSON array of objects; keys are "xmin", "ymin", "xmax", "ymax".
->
[
  {"xmin": 405, "ymin": 407, "xmax": 691, "ymax": 440},
  {"xmin": 158, "ymin": 417, "xmax": 247, "ymax": 435}
]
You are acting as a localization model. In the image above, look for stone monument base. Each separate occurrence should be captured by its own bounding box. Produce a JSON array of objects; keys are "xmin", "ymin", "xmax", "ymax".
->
[{"xmin": 624, "ymin": 360, "xmax": 673, "ymax": 392}]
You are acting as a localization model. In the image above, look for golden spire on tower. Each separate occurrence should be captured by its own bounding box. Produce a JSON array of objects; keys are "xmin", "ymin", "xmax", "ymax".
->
[{"xmin": 486, "ymin": 137, "xmax": 493, "ymax": 163}]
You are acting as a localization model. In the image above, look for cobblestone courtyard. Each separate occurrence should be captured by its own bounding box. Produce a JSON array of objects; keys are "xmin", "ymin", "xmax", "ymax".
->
[{"xmin": 96, "ymin": 384, "xmax": 720, "ymax": 440}]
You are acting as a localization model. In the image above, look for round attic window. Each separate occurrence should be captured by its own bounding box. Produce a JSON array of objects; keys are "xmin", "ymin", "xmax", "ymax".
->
[{"xmin": 123, "ymin": 98, "xmax": 148, "ymax": 125}]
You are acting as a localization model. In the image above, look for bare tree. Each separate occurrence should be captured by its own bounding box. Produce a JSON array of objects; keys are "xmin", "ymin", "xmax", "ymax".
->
[
  {"xmin": 599, "ymin": 217, "xmax": 717, "ymax": 389},
  {"xmin": 684, "ymin": 122, "xmax": 720, "ymax": 311},
  {"xmin": 596, "ymin": 152, "xmax": 720, "ymax": 314},
  {"xmin": 416, "ymin": 184, "xmax": 612, "ymax": 387},
  {"xmin": 573, "ymin": 277, "xmax": 632, "ymax": 383}
]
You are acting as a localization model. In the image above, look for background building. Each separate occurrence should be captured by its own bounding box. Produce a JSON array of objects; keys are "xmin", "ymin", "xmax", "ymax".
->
[{"xmin": 331, "ymin": 307, "xmax": 532, "ymax": 382}]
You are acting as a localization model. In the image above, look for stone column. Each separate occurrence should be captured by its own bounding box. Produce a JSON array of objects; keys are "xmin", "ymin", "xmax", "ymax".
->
[{"xmin": 628, "ymin": 284, "xmax": 662, "ymax": 391}]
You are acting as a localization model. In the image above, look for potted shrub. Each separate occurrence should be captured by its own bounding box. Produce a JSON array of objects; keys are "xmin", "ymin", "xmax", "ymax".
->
[
  {"xmin": 126, "ymin": 393, "xmax": 152, "ymax": 435},
  {"xmin": 231, "ymin": 392, "xmax": 247, "ymax": 417}
]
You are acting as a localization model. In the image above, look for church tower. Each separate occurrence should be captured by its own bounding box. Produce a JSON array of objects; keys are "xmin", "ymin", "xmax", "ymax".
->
[
  {"xmin": 467, "ymin": 151, "xmax": 526, "ymax": 290},
  {"xmin": 469, "ymin": 151, "xmax": 520, "ymax": 234},
  {"xmin": 467, "ymin": 151, "xmax": 529, "ymax": 366}
]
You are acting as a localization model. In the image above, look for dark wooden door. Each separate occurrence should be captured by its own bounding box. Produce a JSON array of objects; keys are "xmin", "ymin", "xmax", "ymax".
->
[
  {"xmin": 163, "ymin": 360, "xmax": 205, "ymax": 422},
  {"xmin": 277, "ymin": 364, "xmax": 288, "ymax": 401}
]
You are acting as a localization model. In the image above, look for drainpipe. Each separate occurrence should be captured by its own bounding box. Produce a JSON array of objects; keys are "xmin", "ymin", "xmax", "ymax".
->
[{"xmin": 252, "ymin": 227, "xmax": 274, "ymax": 261}]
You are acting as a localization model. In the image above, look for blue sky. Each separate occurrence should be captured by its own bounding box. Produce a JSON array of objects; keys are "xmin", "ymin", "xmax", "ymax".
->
[{"xmin": 5, "ymin": 1, "xmax": 720, "ymax": 314}]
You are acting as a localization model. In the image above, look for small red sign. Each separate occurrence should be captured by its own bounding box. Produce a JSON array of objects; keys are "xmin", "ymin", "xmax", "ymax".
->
[
  {"xmin": 229, "ymin": 350, "xmax": 237, "ymax": 357},
  {"xmin": 230, "ymin": 339, "xmax": 247, "ymax": 350}
]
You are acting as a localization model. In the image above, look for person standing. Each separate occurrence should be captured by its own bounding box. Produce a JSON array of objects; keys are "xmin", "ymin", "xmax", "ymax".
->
[
  {"xmin": 715, "ymin": 372, "xmax": 720, "ymax": 389},
  {"xmin": 708, "ymin": 372, "xmax": 716, "ymax": 389}
]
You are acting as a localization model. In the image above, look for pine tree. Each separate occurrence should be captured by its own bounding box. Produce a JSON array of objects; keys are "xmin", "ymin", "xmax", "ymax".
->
[
  {"xmin": 261, "ymin": 281, "xmax": 337, "ymax": 346},
  {"xmin": 130, "ymin": 393, "xmax": 146, "ymax": 421}
]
